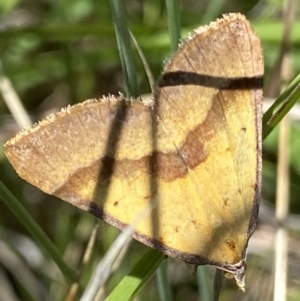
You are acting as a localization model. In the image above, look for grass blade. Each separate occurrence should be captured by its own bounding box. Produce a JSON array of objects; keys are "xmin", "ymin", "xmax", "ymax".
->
[
  {"xmin": 156, "ymin": 260, "xmax": 173, "ymax": 301},
  {"xmin": 0, "ymin": 182, "xmax": 77, "ymax": 282},
  {"xmin": 109, "ymin": 0, "xmax": 139, "ymax": 97},
  {"xmin": 105, "ymin": 249, "xmax": 165, "ymax": 301},
  {"xmin": 165, "ymin": 0, "xmax": 181, "ymax": 52},
  {"xmin": 263, "ymin": 72, "xmax": 300, "ymax": 139}
]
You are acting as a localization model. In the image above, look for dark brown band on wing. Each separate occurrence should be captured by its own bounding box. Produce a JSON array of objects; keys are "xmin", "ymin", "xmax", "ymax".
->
[
  {"xmin": 54, "ymin": 97, "xmax": 219, "ymax": 190},
  {"xmin": 159, "ymin": 72, "xmax": 263, "ymax": 90}
]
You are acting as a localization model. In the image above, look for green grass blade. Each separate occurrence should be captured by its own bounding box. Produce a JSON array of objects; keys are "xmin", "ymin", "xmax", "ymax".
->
[
  {"xmin": 197, "ymin": 266, "xmax": 212, "ymax": 301},
  {"xmin": 156, "ymin": 260, "xmax": 173, "ymax": 301},
  {"xmin": 0, "ymin": 182, "xmax": 77, "ymax": 282},
  {"xmin": 263, "ymin": 72, "xmax": 300, "ymax": 139},
  {"xmin": 129, "ymin": 30, "xmax": 155, "ymax": 92},
  {"xmin": 80, "ymin": 225, "xmax": 134, "ymax": 301},
  {"xmin": 165, "ymin": 0, "xmax": 181, "ymax": 52},
  {"xmin": 109, "ymin": 0, "xmax": 139, "ymax": 97},
  {"xmin": 202, "ymin": 0, "xmax": 227, "ymax": 24},
  {"xmin": 104, "ymin": 249, "xmax": 165, "ymax": 301}
]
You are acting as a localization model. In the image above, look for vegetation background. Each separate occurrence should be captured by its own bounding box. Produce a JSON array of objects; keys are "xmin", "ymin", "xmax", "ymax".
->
[{"xmin": 0, "ymin": 0, "xmax": 299, "ymax": 300}]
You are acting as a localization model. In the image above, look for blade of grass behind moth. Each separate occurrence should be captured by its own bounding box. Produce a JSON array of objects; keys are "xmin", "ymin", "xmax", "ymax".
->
[
  {"xmin": 109, "ymin": 0, "xmax": 139, "ymax": 97},
  {"xmin": 263, "ymin": 72, "xmax": 300, "ymax": 123},
  {"xmin": 165, "ymin": 0, "xmax": 181, "ymax": 52},
  {"xmin": 0, "ymin": 62, "xmax": 32, "ymax": 128},
  {"xmin": 263, "ymin": 72, "xmax": 300, "ymax": 139},
  {"xmin": 0, "ymin": 182, "xmax": 77, "ymax": 282},
  {"xmin": 0, "ymin": 240, "xmax": 45, "ymax": 301},
  {"xmin": 212, "ymin": 269, "xmax": 223, "ymax": 301},
  {"xmin": 129, "ymin": 30, "xmax": 155, "ymax": 93},
  {"xmin": 159, "ymin": 1, "xmax": 181, "ymax": 296},
  {"xmin": 65, "ymin": 225, "xmax": 100, "ymax": 301},
  {"xmin": 104, "ymin": 249, "xmax": 165, "ymax": 301},
  {"xmin": 274, "ymin": 116, "xmax": 290, "ymax": 301},
  {"xmin": 54, "ymin": 0, "xmax": 77, "ymax": 103},
  {"xmin": 156, "ymin": 260, "xmax": 173, "ymax": 301},
  {"xmin": 273, "ymin": 1, "xmax": 295, "ymax": 297},
  {"xmin": 201, "ymin": 0, "xmax": 227, "ymax": 24},
  {"xmin": 80, "ymin": 225, "xmax": 134, "ymax": 301},
  {"xmin": 197, "ymin": 266, "xmax": 212, "ymax": 301}
]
